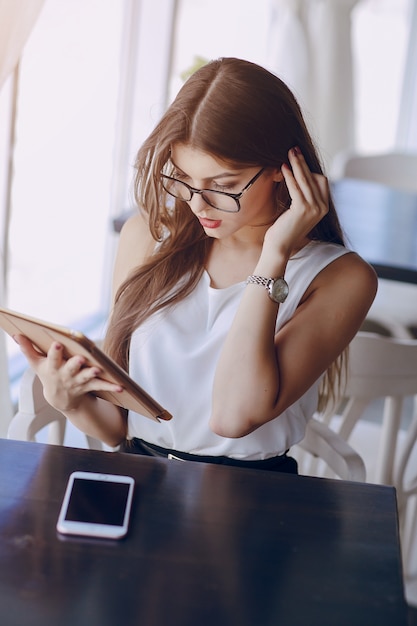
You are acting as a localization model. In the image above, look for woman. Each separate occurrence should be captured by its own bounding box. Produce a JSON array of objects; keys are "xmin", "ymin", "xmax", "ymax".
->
[{"xmin": 17, "ymin": 58, "xmax": 377, "ymax": 473}]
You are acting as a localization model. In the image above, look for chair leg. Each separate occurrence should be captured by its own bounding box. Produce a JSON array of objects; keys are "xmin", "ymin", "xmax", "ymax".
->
[
  {"xmin": 376, "ymin": 397, "xmax": 403, "ymax": 485},
  {"xmin": 86, "ymin": 435, "xmax": 103, "ymax": 450},
  {"xmin": 47, "ymin": 419, "xmax": 66, "ymax": 445},
  {"xmin": 402, "ymin": 495, "xmax": 417, "ymax": 579}
]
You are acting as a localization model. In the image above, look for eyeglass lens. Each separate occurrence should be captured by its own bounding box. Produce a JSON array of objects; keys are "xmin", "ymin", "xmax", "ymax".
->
[{"xmin": 162, "ymin": 178, "xmax": 239, "ymax": 212}]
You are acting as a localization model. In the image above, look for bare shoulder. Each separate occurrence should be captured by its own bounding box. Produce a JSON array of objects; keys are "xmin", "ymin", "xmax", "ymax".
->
[
  {"xmin": 308, "ymin": 250, "xmax": 378, "ymax": 318},
  {"xmin": 119, "ymin": 212, "xmax": 155, "ymax": 250},
  {"xmin": 321, "ymin": 251, "xmax": 377, "ymax": 293},
  {"xmin": 111, "ymin": 212, "xmax": 156, "ymax": 300}
]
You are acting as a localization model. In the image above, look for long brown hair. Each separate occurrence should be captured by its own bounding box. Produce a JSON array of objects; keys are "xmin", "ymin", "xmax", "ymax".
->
[{"xmin": 104, "ymin": 57, "xmax": 347, "ymax": 406}]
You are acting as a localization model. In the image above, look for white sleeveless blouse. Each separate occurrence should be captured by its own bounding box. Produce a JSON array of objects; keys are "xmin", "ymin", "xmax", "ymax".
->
[{"xmin": 128, "ymin": 241, "xmax": 350, "ymax": 460}]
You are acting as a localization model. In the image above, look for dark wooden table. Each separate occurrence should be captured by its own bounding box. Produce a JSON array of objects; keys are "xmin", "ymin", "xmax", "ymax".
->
[
  {"xmin": 332, "ymin": 177, "xmax": 417, "ymax": 284},
  {"xmin": 0, "ymin": 438, "xmax": 407, "ymax": 626}
]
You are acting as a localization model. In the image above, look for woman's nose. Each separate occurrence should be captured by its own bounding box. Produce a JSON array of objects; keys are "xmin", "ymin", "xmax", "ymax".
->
[{"xmin": 188, "ymin": 192, "xmax": 208, "ymax": 214}]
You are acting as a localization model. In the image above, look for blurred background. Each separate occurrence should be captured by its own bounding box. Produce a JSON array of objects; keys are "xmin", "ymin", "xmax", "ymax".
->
[{"xmin": 0, "ymin": 0, "xmax": 416, "ymax": 404}]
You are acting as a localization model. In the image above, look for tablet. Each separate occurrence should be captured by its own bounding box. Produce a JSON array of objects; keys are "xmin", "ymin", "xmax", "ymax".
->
[{"xmin": 0, "ymin": 306, "xmax": 172, "ymax": 422}]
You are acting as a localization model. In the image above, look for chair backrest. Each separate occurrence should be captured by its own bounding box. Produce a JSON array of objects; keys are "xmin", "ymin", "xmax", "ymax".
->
[
  {"xmin": 331, "ymin": 150, "xmax": 417, "ymax": 193},
  {"xmin": 320, "ymin": 332, "xmax": 417, "ymax": 485},
  {"xmin": 394, "ymin": 397, "xmax": 417, "ymax": 587},
  {"xmin": 0, "ymin": 275, "xmax": 14, "ymax": 435},
  {"xmin": 0, "ymin": 328, "xmax": 13, "ymax": 437},
  {"xmin": 7, "ymin": 367, "xmax": 102, "ymax": 450},
  {"xmin": 361, "ymin": 310, "xmax": 415, "ymax": 340},
  {"xmin": 294, "ymin": 417, "xmax": 366, "ymax": 482},
  {"xmin": 346, "ymin": 332, "xmax": 417, "ymax": 399}
]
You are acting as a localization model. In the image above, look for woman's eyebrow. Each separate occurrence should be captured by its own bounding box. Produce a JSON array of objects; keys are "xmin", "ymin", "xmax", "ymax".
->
[
  {"xmin": 209, "ymin": 171, "xmax": 241, "ymax": 179},
  {"xmin": 170, "ymin": 160, "xmax": 242, "ymax": 180}
]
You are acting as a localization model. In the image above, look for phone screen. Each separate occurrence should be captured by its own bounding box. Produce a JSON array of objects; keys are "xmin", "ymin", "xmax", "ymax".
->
[
  {"xmin": 57, "ymin": 472, "xmax": 135, "ymax": 539},
  {"xmin": 65, "ymin": 478, "xmax": 131, "ymax": 525}
]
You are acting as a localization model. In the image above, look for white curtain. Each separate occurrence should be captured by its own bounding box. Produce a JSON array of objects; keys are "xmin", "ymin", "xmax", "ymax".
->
[
  {"xmin": 0, "ymin": 0, "xmax": 45, "ymax": 435},
  {"xmin": 0, "ymin": 0, "xmax": 45, "ymax": 88},
  {"xmin": 397, "ymin": 0, "xmax": 417, "ymax": 150},
  {"xmin": 267, "ymin": 0, "xmax": 360, "ymax": 171}
]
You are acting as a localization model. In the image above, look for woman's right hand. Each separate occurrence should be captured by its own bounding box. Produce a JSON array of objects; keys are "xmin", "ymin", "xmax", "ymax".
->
[
  {"xmin": 15, "ymin": 334, "xmax": 123, "ymax": 413},
  {"xmin": 262, "ymin": 147, "xmax": 330, "ymax": 262}
]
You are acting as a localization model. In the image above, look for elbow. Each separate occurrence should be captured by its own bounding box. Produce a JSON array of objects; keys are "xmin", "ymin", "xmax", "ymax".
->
[
  {"xmin": 209, "ymin": 409, "xmax": 259, "ymax": 439},
  {"xmin": 209, "ymin": 393, "xmax": 286, "ymax": 438},
  {"xmin": 104, "ymin": 433, "xmax": 126, "ymax": 449}
]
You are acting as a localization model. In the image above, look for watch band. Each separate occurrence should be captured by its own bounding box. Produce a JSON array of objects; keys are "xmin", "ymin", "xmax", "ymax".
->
[
  {"xmin": 246, "ymin": 275, "xmax": 272, "ymax": 289},
  {"xmin": 246, "ymin": 275, "xmax": 289, "ymax": 304}
]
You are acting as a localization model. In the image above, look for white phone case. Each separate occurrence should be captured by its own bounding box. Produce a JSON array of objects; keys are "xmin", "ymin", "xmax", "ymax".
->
[{"xmin": 57, "ymin": 471, "xmax": 135, "ymax": 539}]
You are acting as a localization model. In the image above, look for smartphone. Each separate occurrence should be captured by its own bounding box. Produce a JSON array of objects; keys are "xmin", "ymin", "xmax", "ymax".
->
[
  {"xmin": 0, "ymin": 306, "xmax": 172, "ymax": 422},
  {"xmin": 56, "ymin": 471, "xmax": 135, "ymax": 539}
]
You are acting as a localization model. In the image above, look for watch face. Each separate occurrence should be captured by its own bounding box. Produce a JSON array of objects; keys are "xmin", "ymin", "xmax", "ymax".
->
[{"xmin": 270, "ymin": 278, "xmax": 289, "ymax": 303}]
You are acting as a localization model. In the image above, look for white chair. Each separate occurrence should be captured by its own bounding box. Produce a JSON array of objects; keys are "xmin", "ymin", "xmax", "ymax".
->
[
  {"xmin": 331, "ymin": 150, "xmax": 417, "ymax": 193},
  {"xmin": 360, "ymin": 310, "xmax": 414, "ymax": 340},
  {"xmin": 395, "ymin": 399, "xmax": 417, "ymax": 607},
  {"xmin": 318, "ymin": 331, "xmax": 417, "ymax": 486},
  {"xmin": 294, "ymin": 417, "xmax": 366, "ymax": 482},
  {"xmin": 367, "ymin": 279, "xmax": 417, "ymax": 341},
  {"xmin": 390, "ymin": 369, "xmax": 417, "ymax": 607},
  {"xmin": 0, "ymin": 324, "xmax": 14, "ymax": 436},
  {"xmin": 7, "ymin": 367, "xmax": 103, "ymax": 450}
]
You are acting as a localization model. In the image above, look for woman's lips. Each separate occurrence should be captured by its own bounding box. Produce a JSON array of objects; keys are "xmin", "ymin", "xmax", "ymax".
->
[{"xmin": 198, "ymin": 217, "xmax": 222, "ymax": 229}]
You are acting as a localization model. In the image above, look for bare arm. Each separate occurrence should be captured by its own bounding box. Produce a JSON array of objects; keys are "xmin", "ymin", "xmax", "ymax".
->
[
  {"xmin": 210, "ymin": 149, "xmax": 378, "ymax": 438},
  {"xmin": 111, "ymin": 211, "xmax": 156, "ymax": 302}
]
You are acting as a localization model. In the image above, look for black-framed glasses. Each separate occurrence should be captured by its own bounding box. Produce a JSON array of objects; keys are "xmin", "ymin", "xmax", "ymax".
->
[{"xmin": 161, "ymin": 168, "xmax": 265, "ymax": 213}]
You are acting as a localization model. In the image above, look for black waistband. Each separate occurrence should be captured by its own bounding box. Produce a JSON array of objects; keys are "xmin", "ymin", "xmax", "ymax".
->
[{"xmin": 122, "ymin": 438, "xmax": 298, "ymax": 474}]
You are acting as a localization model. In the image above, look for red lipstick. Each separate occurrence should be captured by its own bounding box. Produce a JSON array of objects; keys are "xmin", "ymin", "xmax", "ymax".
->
[{"xmin": 198, "ymin": 217, "xmax": 222, "ymax": 229}]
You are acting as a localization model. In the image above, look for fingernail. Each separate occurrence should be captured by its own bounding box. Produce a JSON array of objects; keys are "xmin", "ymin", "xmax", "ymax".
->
[
  {"xmin": 292, "ymin": 146, "xmax": 301, "ymax": 156},
  {"xmin": 54, "ymin": 343, "xmax": 62, "ymax": 350},
  {"xmin": 12, "ymin": 335, "xmax": 20, "ymax": 344}
]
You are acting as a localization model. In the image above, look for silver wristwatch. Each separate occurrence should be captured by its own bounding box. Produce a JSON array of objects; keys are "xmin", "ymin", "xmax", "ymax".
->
[{"xmin": 246, "ymin": 275, "xmax": 289, "ymax": 304}]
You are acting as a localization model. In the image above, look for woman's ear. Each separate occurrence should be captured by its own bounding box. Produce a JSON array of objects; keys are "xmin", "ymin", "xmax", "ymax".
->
[{"xmin": 272, "ymin": 169, "xmax": 284, "ymax": 183}]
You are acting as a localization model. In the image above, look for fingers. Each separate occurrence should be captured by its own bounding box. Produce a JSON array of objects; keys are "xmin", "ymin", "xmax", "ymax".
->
[
  {"xmin": 60, "ymin": 357, "xmax": 102, "ymax": 386},
  {"xmin": 13, "ymin": 334, "xmax": 48, "ymax": 368},
  {"xmin": 283, "ymin": 148, "xmax": 328, "ymax": 199},
  {"xmin": 14, "ymin": 334, "xmax": 123, "ymax": 414},
  {"xmin": 57, "ymin": 353, "xmax": 123, "ymax": 394},
  {"xmin": 281, "ymin": 147, "xmax": 329, "ymax": 220},
  {"xmin": 15, "ymin": 334, "xmax": 123, "ymax": 404}
]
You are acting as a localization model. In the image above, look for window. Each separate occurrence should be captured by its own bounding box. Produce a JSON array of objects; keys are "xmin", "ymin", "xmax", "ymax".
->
[
  {"xmin": 6, "ymin": 0, "xmax": 124, "ymax": 334},
  {"xmin": 170, "ymin": 0, "xmax": 413, "ymax": 156},
  {"xmin": 352, "ymin": 0, "xmax": 412, "ymax": 152}
]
